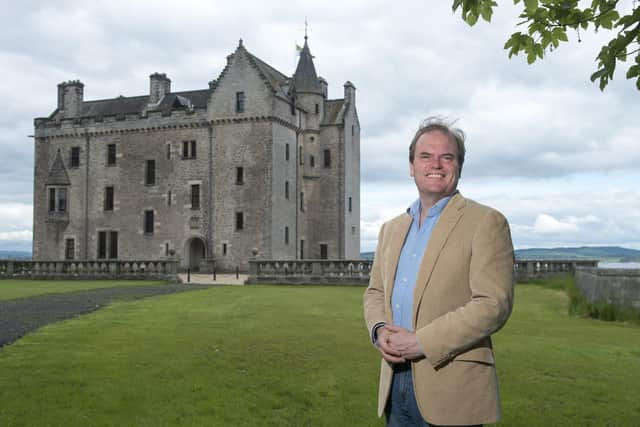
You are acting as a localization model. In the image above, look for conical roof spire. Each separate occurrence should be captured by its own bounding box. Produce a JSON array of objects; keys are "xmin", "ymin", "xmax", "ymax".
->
[
  {"xmin": 293, "ymin": 39, "xmax": 322, "ymax": 94},
  {"xmin": 46, "ymin": 149, "xmax": 71, "ymax": 186}
]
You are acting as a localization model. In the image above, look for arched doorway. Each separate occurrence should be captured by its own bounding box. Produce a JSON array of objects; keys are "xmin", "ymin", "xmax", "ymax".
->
[{"xmin": 185, "ymin": 237, "xmax": 206, "ymax": 271}]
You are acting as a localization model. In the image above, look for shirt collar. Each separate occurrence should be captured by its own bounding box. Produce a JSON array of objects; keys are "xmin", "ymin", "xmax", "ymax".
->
[{"xmin": 406, "ymin": 192, "xmax": 456, "ymax": 222}]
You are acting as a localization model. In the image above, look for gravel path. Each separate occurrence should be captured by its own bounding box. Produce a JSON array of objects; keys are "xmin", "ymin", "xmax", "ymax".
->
[{"xmin": 0, "ymin": 284, "xmax": 210, "ymax": 349}]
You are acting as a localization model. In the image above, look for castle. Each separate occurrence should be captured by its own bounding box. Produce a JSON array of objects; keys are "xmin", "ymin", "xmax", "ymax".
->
[{"xmin": 32, "ymin": 38, "xmax": 360, "ymax": 271}]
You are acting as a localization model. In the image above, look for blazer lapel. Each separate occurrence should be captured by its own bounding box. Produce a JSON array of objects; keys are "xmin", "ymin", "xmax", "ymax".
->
[
  {"xmin": 384, "ymin": 214, "xmax": 412, "ymax": 310},
  {"xmin": 411, "ymin": 194, "xmax": 465, "ymax": 325}
]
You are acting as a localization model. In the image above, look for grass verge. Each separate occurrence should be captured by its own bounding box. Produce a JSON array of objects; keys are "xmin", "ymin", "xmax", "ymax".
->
[
  {"xmin": 0, "ymin": 283, "xmax": 638, "ymax": 425},
  {"xmin": 0, "ymin": 279, "xmax": 167, "ymax": 301}
]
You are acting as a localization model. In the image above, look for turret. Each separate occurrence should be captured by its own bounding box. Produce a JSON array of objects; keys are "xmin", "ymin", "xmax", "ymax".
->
[
  {"xmin": 344, "ymin": 81, "xmax": 356, "ymax": 106},
  {"xmin": 149, "ymin": 72, "xmax": 171, "ymax": 105},
  {"xmin": 293, "ymin": 38, "xmax": 324, "ymax": 129},
  {"xmin": 318, "ymin": 77, "xmax": 328, "ymax": 99},
  {"xmin": 57, "ymin": 80, "xmax": 84, "ymax": 117}
]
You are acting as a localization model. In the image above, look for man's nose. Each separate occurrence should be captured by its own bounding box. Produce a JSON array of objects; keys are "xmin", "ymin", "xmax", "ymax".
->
[{"xmin": 427, "ymin": 157, "xmax": 442, "ymax": 168}]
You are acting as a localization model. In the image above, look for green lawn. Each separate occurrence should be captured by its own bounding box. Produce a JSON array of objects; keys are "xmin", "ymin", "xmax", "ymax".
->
[
  {"xmin": 0, "ymin": 282, "xmax": 638, "ymax": 426},
  {"xmin": 0, "ymin": 279, "xmax": 167, "ymax": 301}
]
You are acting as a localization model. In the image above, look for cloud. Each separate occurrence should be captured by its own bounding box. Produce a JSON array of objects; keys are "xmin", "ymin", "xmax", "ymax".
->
[
  {"xmin": 533, "ymin": 214, "xmax": 579, "ymax": 234},
  {"xmin": 0, "ymin": 203, "xmax": 33, "ymax": 231},
  {"xmin": 0, "ymin": 230, "xmax": 32, "ymax": 241}
]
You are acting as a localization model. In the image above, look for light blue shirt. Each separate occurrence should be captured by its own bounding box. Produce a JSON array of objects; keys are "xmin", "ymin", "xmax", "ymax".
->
[{"xmin": 391, "ymin": 196, "xmax": 452, "ymax": 331}]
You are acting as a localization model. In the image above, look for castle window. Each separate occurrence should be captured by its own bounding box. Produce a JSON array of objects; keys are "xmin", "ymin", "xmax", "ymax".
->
[
  {"xmin": 48, "ymin": 188, "xmax": 56, "ymax": 212},
  {"xmin": 165, "ymin": 243, "xmax": 169, "ymax": 256},
  {"xmin": 144, "ymin": 210, "xmax": 154, "ymax": 234},
  {"xmin": 191, "ymin": 184, "xmax": 200, "ymax": 210},
  {"xmin": 167, "ymin": 143, "xmax": 171, "ymax": 160},
  {"xmin": 324, "ymin": 149, "xmax": 331, "ymax": 168},
  {"xmin": 300, "ymin": 192, "xmax": 304, "ymax": 212},
  {"xmin": 352, "ymin": 125, "xmax": 355, "ymax": 136},
  {"xmin": 222, "ymin": 243, "xmax": 227, "ymax": 256},
  {"xmin": 97, "ymin": 231, "xmax": 118, "ymax": 259},
  {"xmin": 235, "ymin": 212, "xmax": 244, "ymax": 230},
  {"xmin": 290, "ymin": 99, "xmax": 295, "ymax": 115},
  {"xmin": 98, "ymin": 232, "xmax": 107, "ymax": 259},
  {"xmin": 182, "ymin": 140, "xmax": 196, "ymax": 159},
  {"xmin": 320, "ymin": 244, "xmax": 328, "ymax": 260},
  {"xmin": 351, "ymin": 226, "xmax": 356, "ymax": 235},
  {"xmin": 285, "ymin": 144, "xmax": 290, "ymax": 161},
  {"xmin": 65, "ymin": 238, "xmax": 75, "ymax": 260},
  {"xmin": 315, "ymin": 103, "xmax": 319, "ymax": 114},
  {"xmin": 236, "ymin": 167, "xmax": 244, "ymax": 185},
  {"xmin": 70, "ymin": 147, "xmax": 80, "ymax": 168},
  {"xmin": 107, "ymin": 144, "xmax": 116, "ymax": 166},
  {"xmin": 57, "ymin": 188, "xmax": 67, "ymax": 212},
  {"xmin": 300, "ymin": 240, "xmax": 305, "ymax": 259},
  {"xmin": 299, "ymin": 146, "xmax": 303, "ymax": 165},
  {"xmin": 109, "ymin": 231, "xmax": 118, "ymax": 259},
  {"xmin": 285, "ymin": 181, "xmax": 289, "ymax": 199},
  {"xmin": 48, "ymin": 187, "xmax": 67, "ymax": 213},
  {"xmin": 236, "ymin": 91, "xmax": 245, "ymax": 113},
  {"xmin": 285, "ymin": 227, "xmax": 289, "ymax": 245},
  {"xmin": 348, "ymin": 197, "xmax": 352, "ymax": 213},
  {"xmin": 310, "ymin": 155, "xmax": 315, "ymax": 167},
  {"xmin": 105, "ymin": 186, "xmax": 114, "ymax": 211},
  {"xmin": 145, "ymin": 160, "xmax": 156, "ymax": 186},
  {"xmin": 167, "ymin": 190, "xmax": 172, "ymax": 206}
]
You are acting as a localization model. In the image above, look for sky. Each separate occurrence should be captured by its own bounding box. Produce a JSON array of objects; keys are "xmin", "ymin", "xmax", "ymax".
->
[{"xmin": 1, "ymin": 0, "xmax": 639, "ymax": 254}]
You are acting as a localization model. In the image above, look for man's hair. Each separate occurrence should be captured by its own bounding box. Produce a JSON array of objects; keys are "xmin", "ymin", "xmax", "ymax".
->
[{"xmin": 409, "ymin": 116, "xmax": 466, "ymax": 175}]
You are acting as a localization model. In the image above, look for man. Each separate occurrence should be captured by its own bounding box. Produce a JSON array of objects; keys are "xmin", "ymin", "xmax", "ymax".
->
[{"xmin": 363, "ymin": 117, "xmax": 514, "ymax": 426}]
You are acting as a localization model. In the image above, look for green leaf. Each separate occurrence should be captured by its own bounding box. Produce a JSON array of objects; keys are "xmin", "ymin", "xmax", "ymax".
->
[
  {"xmin": 466, "ymin": 11, "xmax": 479, "ymax": 26},
  {"xmin": 480, "ymin": 3, "xmax": 493, "ymax": 22},
  {"xmin": 524, "ymin": 0, "xmax": 538, "ymax": 15},
  {"xmin": 527, "ymin": 50, "xmax": 537, "ymax": 64},
  {"xmin": 627, "ymin": 64, "xmax": 640, "ymax": 79}
]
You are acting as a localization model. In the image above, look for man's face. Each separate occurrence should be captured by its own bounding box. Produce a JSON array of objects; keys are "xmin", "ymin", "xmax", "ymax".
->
[{"xmin": 409, "ymin": 131, "xmax": 460, "ymax": 204}]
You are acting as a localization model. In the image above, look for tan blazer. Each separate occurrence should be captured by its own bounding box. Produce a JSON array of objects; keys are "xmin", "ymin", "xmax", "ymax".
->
[{"xmin": 364, "ymin": 193, "xmax": 514, "ymax": 426}]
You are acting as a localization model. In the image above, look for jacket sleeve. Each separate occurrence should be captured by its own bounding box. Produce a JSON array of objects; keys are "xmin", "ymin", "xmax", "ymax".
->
[
  {"xmin": 363, "ymin": 222, "xmax": 389, "ymax": 339},
  {"xmin": 415, "ymin": 209, "xmax": 515, "ymax": 367}
]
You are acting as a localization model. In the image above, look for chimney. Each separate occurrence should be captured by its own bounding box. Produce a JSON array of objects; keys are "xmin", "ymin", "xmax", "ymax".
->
[
  {"xmin": 344, "ymin": 81, "xmax": 356, "ymax": 105},
  {"xmin": 57, "ymin": 80, "xmax": 84, "ymax": 117},
  {"xmin": 318, "ymin": 77, "xmax": 328, "ymax": 99},
  {"xmin": 149, "ymin": 73, "xmax": 171, "ymax": 105}
]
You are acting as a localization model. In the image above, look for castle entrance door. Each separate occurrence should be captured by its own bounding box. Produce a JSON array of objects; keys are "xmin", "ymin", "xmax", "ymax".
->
[{"xmin": 187, "ymin": 237, "xmax": 206, "ymax": 272}]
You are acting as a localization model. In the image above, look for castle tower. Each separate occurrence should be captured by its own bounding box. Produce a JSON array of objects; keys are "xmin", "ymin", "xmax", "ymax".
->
[
  {"xmin": 293, "ymin": 38, "xmax": 324, "ymax": 130},
  {"xmin": 57, "ymin": 80, "xmax": 84, "ymax": 117}
]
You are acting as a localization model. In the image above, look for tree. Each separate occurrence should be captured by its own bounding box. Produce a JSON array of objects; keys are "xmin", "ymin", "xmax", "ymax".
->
[{"xmin": 452, "ymin": 0, "xmax": 640, "ymax": 91}]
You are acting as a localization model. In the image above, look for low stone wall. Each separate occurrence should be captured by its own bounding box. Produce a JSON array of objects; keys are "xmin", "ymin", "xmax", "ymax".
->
[
  {"xmin": 514, "ymin": 260, "xmax": 598, "ymax": 282},
  {"xmin": 575, "ymin": 267, "xmax": 640, "ymax": 309},
  {"xmin": 247, "ymin": 259, "xmax": 372, "ymax": 285},
  {"xmin": 0, "ymin": 260, "xmax": 179, "ymax": 282}
]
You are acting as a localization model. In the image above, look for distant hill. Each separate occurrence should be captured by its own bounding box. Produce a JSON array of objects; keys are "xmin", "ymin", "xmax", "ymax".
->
[
  {"xmin": 361, "ymin": 251, "xmax": 374, "ymax": 260},
  {"xmin": 0, "ymin": 250, "xmax": 32, "ymax": 260},
  {"xmin": 514, "ymin": 246, "xmax": 640, "ymax": 262},
  {"xmin": 360, "ymin": 246, "xmax": 640, "ymax": 262}
]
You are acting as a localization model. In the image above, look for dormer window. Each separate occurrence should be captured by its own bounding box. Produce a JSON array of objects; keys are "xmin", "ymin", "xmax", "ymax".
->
[
  {"xmin": 70, "ymin": 147, "xmax": 80, "ymax": 168},
  {"xmin": 236, "ymin": 91, "xmax": 245, "ymax": 113}
]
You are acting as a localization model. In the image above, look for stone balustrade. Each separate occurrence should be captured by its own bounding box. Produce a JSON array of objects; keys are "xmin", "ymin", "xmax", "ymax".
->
[
  {"xmin": 247, "ymin": 259, "xmax": 373, "ymax": 285},
  {"xmin": 248, "ymin": 259, "xmax": 599, "ymax": 285},
  {"xmin": 514, "ymin": 259, "xmax": 598, "ymax": 282},
  {"xmin": 0, "ymin": 260, "xmax": 179, "ymax": 281}
]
